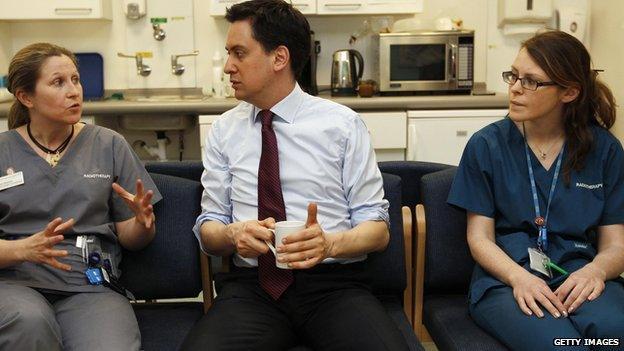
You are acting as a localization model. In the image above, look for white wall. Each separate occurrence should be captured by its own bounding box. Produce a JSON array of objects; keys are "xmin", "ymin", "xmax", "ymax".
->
[
  {"xmin": 590, "ymin": 0, "xmax": 624, "ymax": 140},
  {"xmin": 0, "ymin": 23, "xmax": 10, "ymax": 75},
  {"xmin": 1, "ymin": 0, "xmax": 491, "ymax": 91}
]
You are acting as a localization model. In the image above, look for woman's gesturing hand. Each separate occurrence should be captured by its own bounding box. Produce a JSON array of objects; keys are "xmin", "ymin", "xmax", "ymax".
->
[{"xmin": 18, "ymin": 217, "xmax": 74, "ymax": 271}]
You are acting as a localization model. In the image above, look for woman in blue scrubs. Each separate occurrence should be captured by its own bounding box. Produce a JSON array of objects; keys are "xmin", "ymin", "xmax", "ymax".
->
[{"xmin": 448, "ymin": 31, "xmax": 624, "ymax": 350}]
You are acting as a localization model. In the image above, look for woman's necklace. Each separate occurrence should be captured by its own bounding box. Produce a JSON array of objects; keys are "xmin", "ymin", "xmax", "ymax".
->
[
  {"xmin": 522, "ymin": 122, "xmax": 563, "ymax": 160},
  {"xmin": 535, "ymin": 138, "xmax": 562, "ymax": 160},
  {"xmin": 27, "ymin": 123, "xmax": 74, "ymax": 167}
]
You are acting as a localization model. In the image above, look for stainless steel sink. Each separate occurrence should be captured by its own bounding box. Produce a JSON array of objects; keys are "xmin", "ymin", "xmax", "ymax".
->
[
  {"xmin": 118, "ymin": 115, "xmax": 195, "ymax": 131},
  {"xmin": 124, "ymin": 95, "xmax": 207, "ymax": 102},
  {"xmin": 121, "ymin": 88, "xmax": 207, "ymax": 102}
]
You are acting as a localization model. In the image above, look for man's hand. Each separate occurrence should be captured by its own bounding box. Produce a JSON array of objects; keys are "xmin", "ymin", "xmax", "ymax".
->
[
  {"xmin": 228, "ymin": 218, "xmax": 275, "ymax": 258},
  {"xmin": 555, "ymin": 263, "xmax": 606, "ymax": 314},
  {"xmin": 17, "ymin": 217, "xmax": 74, "ymax": 271},
  {"xmin": 277, "ymin": 203, "xmax": 333, "ymax": 269},
  {"xmin": 112, "ymin": 179, "xmax": 155, "ymax": 230},
  {"xmin": 509, "ymin": 269, "xmax": 567, "ymax": 318}
]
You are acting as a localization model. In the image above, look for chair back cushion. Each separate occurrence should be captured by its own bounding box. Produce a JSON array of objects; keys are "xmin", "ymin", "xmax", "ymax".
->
[
  {"xmin": 378, "ymin": 161, "xmax": 451, "ymax": 210},
  {"xmin": 120, "ymin": 173, "xmax": 203, "ymax": 300},
  {"xmin": 368, "ymin": 173, "xmax": 406, "ymax": 298},
  {"xmin": 420, "ymin": 167, "xmax": 474, "ymax": 294},
  {"xmin": 145, "ymin": 161, "xmax": 204, "ymax": 182}
]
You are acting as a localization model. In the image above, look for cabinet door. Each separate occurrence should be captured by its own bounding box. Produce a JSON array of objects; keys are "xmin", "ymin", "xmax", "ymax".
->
[
  {"xmin": 210, "ymin": 0, "xmax": 241, "ymax": 16},
  {"xmin": 359, "ymin": 111, "xmax": 406, "ymax": 161},
  {"xmin": 291, "ymin": 0, "xmax": 317, "ymax": 14},
  {"xmin": 211, "ymin": 0, "xmax": 316, "ymax": 15},
  {"xmin": 199, "ymin": 115, "xmax": 220, "ymax": 151},
  {"xmin": 317, "ymin": 0, "xmax": 422, "ymax": 15},
  {"xmin": 0, "ymin": 118, "xmax": 7, "ymax": 133},
  {"xmin": 0, "ymin": 0, "xmax": 112, "ymax": 20},
  {"xmin": 407, "ymin": 116, "xmax": 502, "ymax": 166}
]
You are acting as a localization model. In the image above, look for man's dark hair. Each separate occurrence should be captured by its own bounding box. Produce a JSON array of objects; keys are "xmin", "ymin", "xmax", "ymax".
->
[{"xmin": 226, "ymin": 0, "xmax": 311, "ymax": 78}]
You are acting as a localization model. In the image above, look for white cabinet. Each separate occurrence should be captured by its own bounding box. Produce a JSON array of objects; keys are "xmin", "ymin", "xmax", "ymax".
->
[
  {"xmin": 406, "ymin": 109, "xmax": 508, "ymax": 166},
  {"xmin": 0, "ymin": 118, "xmax": 7, "ymax": 133},
  {"xmin": 211, "ymin": 0, "xmax": 316, "ymax": 16},
  {"xmin": 359, "ymin": 111, "xmax": 406, "ymax": 162},
  {"xmin": 316, "ymin": 0, "xmax": 422, "ymax": 15},
  {"xmin": 0, "ymin": 0, "xmax": 112, "ymax": 20},
  {"xmin": 198, "ymin": 112, "xmax": 406, "ymax": 162},
  {"xmin": 210, "ymin": 0, "xmax": 418, "ymax": 16},
  {"xmin": 198, "ymin": 115, "xmax": 220, "ymax": 154}
]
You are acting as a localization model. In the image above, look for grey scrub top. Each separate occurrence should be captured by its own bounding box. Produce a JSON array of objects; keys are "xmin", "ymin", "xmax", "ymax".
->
[
  {"xmin": 0, "ymin": 124, "xmax": 162, "ymax": 293},
  {"xmin": 448, "ymin": 117, "xmax": 624, "ymax": 305}
]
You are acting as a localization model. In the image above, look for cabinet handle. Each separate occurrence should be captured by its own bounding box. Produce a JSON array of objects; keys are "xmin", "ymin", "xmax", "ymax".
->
[
  {"xmin": 456, "ymin": 130, "xmax": 468, "ymax": 137},
  {"xmin": 292, "ymin": 3, "xmax": 309, "ymax": 7},
  {"xmin": 55, "ymin": 8, "xmax": 93, "ymax": 15},
  {"xmin": 324, "ymin": 3, "xmax": 362, "ymax": 9}
]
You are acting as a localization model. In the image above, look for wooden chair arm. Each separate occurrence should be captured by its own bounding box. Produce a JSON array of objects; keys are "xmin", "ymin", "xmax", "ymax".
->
[
  {"xmin": 200, "ymin": 253, "xmax": 213, "ymax": 313},
  {"xmin": 414, "ymin": 204, "xmax": 427, "ymax": 340},
  {"xmin": 402, "ymin": 206, "xmax": 414, "ymax": 326}
]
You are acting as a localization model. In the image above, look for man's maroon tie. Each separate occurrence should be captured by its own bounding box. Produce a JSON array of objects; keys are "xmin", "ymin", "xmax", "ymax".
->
[{"xmin": 257, "ymin": 109, "xmax": 294, "ymax": 300}]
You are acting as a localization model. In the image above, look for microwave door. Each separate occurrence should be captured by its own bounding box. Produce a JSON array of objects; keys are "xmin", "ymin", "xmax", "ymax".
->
[
  {"xmin": 386, "ymin": 41, "xmax": 451, "ymax": 92},
  {"xmin": 389, "ymin": 44, "xmax": 447, "ymax": 81}
]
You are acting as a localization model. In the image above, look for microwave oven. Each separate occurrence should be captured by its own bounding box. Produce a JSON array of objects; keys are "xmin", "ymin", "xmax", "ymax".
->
[{"xmin": 373, "ymin": 30, "xmax": 474, "ymax": 94}]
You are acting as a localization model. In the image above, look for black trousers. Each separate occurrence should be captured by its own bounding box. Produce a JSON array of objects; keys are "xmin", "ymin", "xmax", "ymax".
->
[{"xmin": 181, "ymin": 262, "xmax": 409, "ymax": 351}]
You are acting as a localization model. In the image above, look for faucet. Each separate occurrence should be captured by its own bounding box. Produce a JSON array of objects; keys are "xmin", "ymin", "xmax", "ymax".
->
[
  {"xmin": 171, "ymin": 50, "xmax": 200, "ymax": 75},
  {"xmin": 152, "ymin": 23, "xmax": 166, "ymax": 41},
  {"xmin": 117, "ymin": 52, "xmax": 152, "ymax": 77}
]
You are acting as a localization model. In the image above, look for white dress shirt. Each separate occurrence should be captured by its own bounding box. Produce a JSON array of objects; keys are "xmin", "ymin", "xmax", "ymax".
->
[{"xmin": 194, "ymin": 84, "xmax": 389, "ymax": 267}]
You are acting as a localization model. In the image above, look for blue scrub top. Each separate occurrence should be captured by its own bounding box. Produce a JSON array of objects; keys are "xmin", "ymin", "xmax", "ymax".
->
[{"xmin": 448, "ymin": 117, "xmax": 624, "ymax": 305}]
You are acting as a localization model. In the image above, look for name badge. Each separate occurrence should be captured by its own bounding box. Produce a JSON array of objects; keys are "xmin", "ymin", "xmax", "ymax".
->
[
  {"xmin": 528, "ymin": 247, "xmax": 552, "ymax": 278},
  {"xmin": 0, "ymin": 171, "xmax": 24, "ymax": 191}
]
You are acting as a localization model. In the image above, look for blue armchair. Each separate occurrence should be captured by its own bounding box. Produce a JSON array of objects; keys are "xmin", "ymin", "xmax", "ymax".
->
[
  {"xmin": 120, "ymin": 172, "xmax": 208, "ymax": 351},
  {"xmin": 414, "ymin": 168, "xmax": 507, "ymax": 350},
  {"xmin": 144, "ymin": 162, "xmax": 424, "ymax": 350}
]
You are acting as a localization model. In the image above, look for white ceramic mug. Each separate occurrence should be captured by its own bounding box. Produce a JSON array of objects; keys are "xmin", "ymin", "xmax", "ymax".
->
[{"xmin": 265, "ymin": 220, "xmax": 306, "ymax": 269}]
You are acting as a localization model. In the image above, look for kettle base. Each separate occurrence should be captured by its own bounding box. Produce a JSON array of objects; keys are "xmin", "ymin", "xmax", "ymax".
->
[{"xmin": 331, "ymin": 88, "xmax": 357, "ymax": 97}]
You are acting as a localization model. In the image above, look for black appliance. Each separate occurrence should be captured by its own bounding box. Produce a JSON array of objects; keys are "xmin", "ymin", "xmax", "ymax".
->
[{"xmin": 298, "ymin": 31, "xmax": 320, "ymax": 96}]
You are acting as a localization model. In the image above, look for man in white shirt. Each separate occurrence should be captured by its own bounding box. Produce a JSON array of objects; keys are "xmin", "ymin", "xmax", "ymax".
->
[{"xmin": 181, "ymin": 0, "xmax": 411, "ymax": 349}]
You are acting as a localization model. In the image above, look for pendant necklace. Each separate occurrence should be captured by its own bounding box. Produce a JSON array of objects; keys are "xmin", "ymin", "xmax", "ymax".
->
[{"xmin": 27, "ymin": 123, "xmax": 74, "ymax": 167}]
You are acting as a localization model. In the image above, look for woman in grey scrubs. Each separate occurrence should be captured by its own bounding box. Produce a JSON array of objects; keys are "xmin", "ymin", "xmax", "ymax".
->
[{"xmin": 0, "ymin": 43, "xmax": 162, "ymax": 351}]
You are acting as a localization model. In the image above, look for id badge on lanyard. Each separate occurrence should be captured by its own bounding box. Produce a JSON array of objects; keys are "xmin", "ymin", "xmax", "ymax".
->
[{"xmin": 524, "ymin": 140, "xmax": 564, "ymax": 253}]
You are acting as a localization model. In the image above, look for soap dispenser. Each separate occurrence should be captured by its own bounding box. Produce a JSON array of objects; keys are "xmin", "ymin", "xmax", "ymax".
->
[{"xmin": 212, "ymin": 51, "xmax": 226, "ymax": 99}]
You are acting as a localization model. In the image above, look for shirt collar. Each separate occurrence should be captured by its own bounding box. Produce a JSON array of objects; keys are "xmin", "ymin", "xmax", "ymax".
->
[{"xmin": 252, "ymin": 83, "xmax": 305, "ymax": 124}]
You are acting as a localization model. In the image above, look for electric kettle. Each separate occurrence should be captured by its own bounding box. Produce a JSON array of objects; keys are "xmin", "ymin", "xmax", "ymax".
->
[{"xmin": 331, "ymin": 49, "xmax": 364, "ymax": 96}]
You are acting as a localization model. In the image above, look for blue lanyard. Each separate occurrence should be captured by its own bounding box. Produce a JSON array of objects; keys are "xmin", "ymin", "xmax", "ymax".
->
[{"xmin": 524, "ymin": 138, "xmax": 564, "ymax": 252}]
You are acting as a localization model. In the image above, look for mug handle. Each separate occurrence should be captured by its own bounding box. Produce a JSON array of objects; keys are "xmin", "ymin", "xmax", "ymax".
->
[{"xmin": 265, "ymin": 229, "xmax": 277, "ymax": 255}]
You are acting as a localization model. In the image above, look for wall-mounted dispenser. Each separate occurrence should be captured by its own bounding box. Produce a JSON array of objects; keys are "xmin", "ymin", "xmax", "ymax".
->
[
  {"xmin": 554, "ymin": 0, "xmax": 589, "ymax": 46},
  {"xmin": 498, "ymin": 0, "xmax": 553, "ymax": 35},
  {"xmin": 123, "ymin": 0, "xmax": 146, "ymax": 20}
]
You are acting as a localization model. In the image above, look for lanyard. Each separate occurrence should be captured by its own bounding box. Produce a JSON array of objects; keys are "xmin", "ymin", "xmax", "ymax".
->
[{"xmin": 524, "ymin": 138, "xmax": 564, "ymax": 252}]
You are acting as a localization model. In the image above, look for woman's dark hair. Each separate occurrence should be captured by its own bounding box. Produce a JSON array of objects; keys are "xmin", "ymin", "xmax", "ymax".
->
[
  {"xmin": 6, "ymin": 42, "xmax": 77, "ymax": 129},
  {"xmin": 225, "ymin": 0, "xmax": 311, "ymax": 78},
  {"xmin": 522, "ymin": 30, "xmax": 617, "ymax": 184}
]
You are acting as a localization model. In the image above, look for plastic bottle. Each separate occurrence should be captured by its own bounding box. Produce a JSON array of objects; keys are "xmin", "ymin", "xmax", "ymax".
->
[
  {"xmin": 0, "ymin": 75, "xmax": 12, "ymax": 102},
  {"xmin": 212, "ymin": 51, "xmax": 225, "ymax": 99}
]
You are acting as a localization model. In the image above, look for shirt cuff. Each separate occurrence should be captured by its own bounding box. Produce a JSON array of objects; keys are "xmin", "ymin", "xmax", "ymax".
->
[
  {"xmin": 350, "ymin": 203, "xmax": 390, "ymax": 228},
  {"xmin": 193, "ymin": 212, "xmax": 231, "ymax": 255}
]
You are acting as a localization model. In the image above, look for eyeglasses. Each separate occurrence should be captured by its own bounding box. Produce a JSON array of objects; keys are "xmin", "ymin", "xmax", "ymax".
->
[{"xmin": 502, "ymin": 71, "xmax": 559, "ymax": 91}]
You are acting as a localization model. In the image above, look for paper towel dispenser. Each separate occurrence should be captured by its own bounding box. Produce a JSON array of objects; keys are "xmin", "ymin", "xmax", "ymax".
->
[
  {"xmin": 555, "ymin": 3, "xmax": 588, "ymax": 45},
  {"xmin": 498, "ymin": 0, "xmax": 553, "ymax": 35}
]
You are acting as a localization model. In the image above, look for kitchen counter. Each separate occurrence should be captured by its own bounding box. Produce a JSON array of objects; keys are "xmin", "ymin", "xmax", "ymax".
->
[{"xmin": 0, "ymin": 93, "xmax": 509, "ymax": 117}]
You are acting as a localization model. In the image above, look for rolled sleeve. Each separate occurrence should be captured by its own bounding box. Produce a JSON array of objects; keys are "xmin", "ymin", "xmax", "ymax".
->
[
  {"xmin": 194, "ymin": 120, "xmax": 233, "ymax": 254},
  {"xmin": 342, "ymin": 116, "xmax": 390, "ymax": 227}
]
